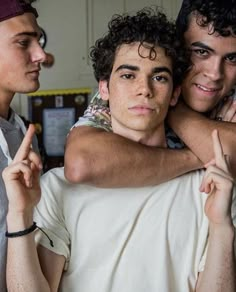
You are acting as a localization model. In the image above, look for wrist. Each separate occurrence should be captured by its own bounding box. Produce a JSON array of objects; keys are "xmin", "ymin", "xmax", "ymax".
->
[
  {"xmin": 7, "ymin": 210, "xmax": 34, "ymax": 232},
  {"xmin": 5, "ymin": 222, "xmax": 37, "ymax": 238},
  {"xmin": 184, "ymin": 148, "xmax": 203, "ymax": 170},
  {"xmin": 209, "ymin": 222, "xmax": 235, "ymax": 239}
]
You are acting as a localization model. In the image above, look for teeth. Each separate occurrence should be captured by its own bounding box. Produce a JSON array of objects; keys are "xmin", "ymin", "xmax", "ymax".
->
[{"xmin": 197, "ymin": 84, "xmax": 217, "ymax": 92}]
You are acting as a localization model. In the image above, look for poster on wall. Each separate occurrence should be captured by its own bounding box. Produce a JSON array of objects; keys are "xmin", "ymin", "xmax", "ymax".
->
[{"xmin": 43, "ymin": 108, "xmax": 75, "ymax": 156}]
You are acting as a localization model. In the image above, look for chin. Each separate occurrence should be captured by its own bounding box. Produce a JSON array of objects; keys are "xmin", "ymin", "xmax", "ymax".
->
[
  {"xmin": 191, "ymin": 106, "xmax": 209, "ymax": 113},
  {"xmin": 185, "ymin": 100, "xmax": 213, "ymax": 113},
  {"xmin": 194, "ymin": 103, "xmax": 218, "ymax": 113},
  {"xmin": 22, "ymin": 83, "xmax": 40, "ymax": 94}
]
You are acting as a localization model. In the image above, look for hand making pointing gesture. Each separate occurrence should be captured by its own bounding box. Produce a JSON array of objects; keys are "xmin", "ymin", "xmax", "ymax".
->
[
  {"xmin": 200, "ymin": 129, "xmax": 234, "ymax": 226},
  {"xmin": 2, "ymin": 124, "xmax": 42, "ymax": 214}
]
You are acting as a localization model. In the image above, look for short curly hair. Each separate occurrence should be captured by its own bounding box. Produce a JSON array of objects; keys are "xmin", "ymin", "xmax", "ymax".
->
[
  {"xmin": 90, "ymin": 7, "xmax": 189, "ymax": 88},
  {"xmin": 176, "ymin": 0, "xmax": 236, "ymax": 38}
]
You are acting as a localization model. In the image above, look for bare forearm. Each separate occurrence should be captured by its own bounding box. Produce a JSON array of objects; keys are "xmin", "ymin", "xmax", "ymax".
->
[
  {"xmin": 65, "ymin": 126, "xmax": 202, "ymax": 187},
  {"xmin": 196, "ymin": 224, "xmax": 236, "ymax": 292},
  {"xmin": 6, "ymin": 212, "xmax": 50, "ymax": 292},
  {"xmin": 168, "ymin": 104, "xmax": 236, "ymax": 175}
]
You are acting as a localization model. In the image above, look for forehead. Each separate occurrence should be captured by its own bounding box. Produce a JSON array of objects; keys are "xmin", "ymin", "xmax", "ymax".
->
[
  {"xmin": 0, "ymin": 12, "xmax": 40, "ymax": 38},
  {"xmin": 184, "ymin": 15, "xmax": 236, "ymax": 52},
  {"xmin": 113, "ymin": 42, "xmax": 173, "ymax": 70}
]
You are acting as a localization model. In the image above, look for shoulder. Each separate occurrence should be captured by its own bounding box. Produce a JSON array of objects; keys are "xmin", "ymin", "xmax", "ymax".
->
[
  {"xmin": 40, "ymin": 167, "xmax": 68, "ymax": 199},
  {"xmin": 41, "ymin": 167, "xmax": 69, "ymax": 189}
]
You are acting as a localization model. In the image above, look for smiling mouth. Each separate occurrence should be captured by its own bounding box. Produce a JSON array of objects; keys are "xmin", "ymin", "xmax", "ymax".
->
[{"xmin": 196, "ymin": 84, "xmax": 220, "ymax": 92}]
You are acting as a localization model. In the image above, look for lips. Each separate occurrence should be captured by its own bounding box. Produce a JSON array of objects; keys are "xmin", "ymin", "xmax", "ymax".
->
[
  {"xmin": 196, "ymin": 84, "xmax": 221, "ymax": 92},
  {"xmin": 129, "ymin": 104, "xmax": 155, "ymax": 110},
  {"xmin": 130, "ymin": 105, "xmax": 154, "ymax": 109},
  {"xmin": 27, "ymin": 69, "xmax": 40, "ymax": 79},
  {"xmin": 28, "ymin": 69, "xmax": 40, "ymax": 74},
  {"xmin": 129, "ymin": 105, "xmax": 155, "ymax": 114}
]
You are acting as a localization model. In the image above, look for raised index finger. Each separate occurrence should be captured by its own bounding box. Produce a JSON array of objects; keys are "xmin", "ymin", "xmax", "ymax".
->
[
  {"xmin": 212, "ymin": 129, "xmax": 227, "ymax": 170},
  {"xmin": 13, "ymin": 124, "xmax": 35, "ymax": 163}
]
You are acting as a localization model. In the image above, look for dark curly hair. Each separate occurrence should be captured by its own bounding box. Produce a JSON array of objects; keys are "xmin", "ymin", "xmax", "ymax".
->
[
  {"xmin": 176, "ymin": 0, "xmax": 236, "ymax": 38},
  {"xmin": 90, "ymin": 7, "xmax": 189, "ymax": 88}
]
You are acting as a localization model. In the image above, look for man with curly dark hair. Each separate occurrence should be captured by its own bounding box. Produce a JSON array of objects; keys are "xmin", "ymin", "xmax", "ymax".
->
[
  {"xmin": 167, "ymin": 0, "xmax": 236, "ymax": 174},
  {"xmin": 65, "ymin": 0, "xmax": 236, "ymax": 187},
  {"xmin": 90, "ymin": 9, "xmax": 187, "ymax": 89},
  {"xmin": 4, "ymin": 7, "xmax": 236, "ymax": 291}
]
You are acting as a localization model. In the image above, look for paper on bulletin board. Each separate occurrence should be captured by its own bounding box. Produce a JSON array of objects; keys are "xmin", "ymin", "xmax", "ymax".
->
[{"xmin": 43, "ymin": 108, "xmax": 75, "ymax": 156}]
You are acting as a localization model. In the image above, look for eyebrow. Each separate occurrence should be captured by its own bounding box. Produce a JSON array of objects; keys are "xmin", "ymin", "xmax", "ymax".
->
[
  {"xmin": 13, "ymin": 31, "xmax": 39, "ymax": 38},
  {"xmin": 190, "ymin": 41, "xmax": 215, "ymax": 52},
  {"xmin": 115, "ymin": 64, "xmax": 172, "ymax": 76}
]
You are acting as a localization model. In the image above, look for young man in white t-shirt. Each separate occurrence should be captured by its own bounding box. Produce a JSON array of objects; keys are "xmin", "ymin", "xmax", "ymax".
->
[
  {"xmin": 65, "ymin": 0, "xmax": 236, "ymax": 187},
  {"xmin": 3, "ymin": 8, "xmax": 236, "ymax": 292}
]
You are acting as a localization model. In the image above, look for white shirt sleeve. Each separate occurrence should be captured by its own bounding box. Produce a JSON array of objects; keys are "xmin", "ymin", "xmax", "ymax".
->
[{"xmin": 34, "ymin": 168, "xmax": 71, "ymax": 270}]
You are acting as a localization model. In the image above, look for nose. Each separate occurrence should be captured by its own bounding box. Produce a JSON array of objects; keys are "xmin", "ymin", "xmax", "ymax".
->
[
  {"xmin": 137, "ymin": 78, "xmax": 153, "ymax": 99},
  {"xmin": 203, "ymin": 58, "xmax": 223, "ymax": 81},
  {"xmin": 31, "ymin": 42, "xmax": 47, "ymax": 64}
]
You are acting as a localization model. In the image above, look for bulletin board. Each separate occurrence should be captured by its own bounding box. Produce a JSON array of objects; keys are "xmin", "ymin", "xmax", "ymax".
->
[
  {"xmin": 28, "ymin": 88, "xmax": 91, "ymax": 171},
  {"xmin": 43, "ymin": 108, "xmax": 75, "ymax": 156}
]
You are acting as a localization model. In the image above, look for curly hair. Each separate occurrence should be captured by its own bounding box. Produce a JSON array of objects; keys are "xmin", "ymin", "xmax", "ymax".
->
[
  {"xmin": 90, "ymin": 7, "xmax": 189, "ymax": 88},
  {"xmin": 176, "ymin": 0, "xmax": 236, "ymax": 38}
]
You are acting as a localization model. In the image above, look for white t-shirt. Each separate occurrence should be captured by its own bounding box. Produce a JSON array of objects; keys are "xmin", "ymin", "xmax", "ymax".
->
[{"xmin": 34, "ymin": 167, "xmax": 236, "ymax": 292}]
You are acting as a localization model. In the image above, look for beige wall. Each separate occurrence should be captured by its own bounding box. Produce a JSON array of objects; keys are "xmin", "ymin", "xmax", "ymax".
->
[{"xmin": 13, "ymin": 0, "xmax": 183, "ymax": 118}]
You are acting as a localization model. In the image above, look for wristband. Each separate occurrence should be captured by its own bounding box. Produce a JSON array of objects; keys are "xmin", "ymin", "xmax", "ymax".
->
[
  {"xmin": 5, "ymin": 222, "xmax": 54, "ymax": 247},
  {"xmin": 5, "ymin": 222, "xmax": 37, "ymax": 238}
]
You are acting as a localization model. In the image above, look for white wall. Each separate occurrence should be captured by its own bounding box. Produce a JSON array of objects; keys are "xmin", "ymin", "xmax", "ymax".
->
[{"xmin": 14, "ymin": 0, "xmax": 183, "ymax": 118}]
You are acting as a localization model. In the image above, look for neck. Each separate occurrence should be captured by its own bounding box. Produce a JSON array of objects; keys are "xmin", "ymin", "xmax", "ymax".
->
[
  {"xmin": 0, "ymin": 92, "xmax": 14, "ymax": 119},
  {"xmin": 113, "ymin": 123, "xmax": 167, "ymax": 148}
]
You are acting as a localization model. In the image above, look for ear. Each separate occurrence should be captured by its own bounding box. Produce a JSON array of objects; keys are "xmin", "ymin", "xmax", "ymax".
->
[
  {"xmin": 99, "ymin": 80, "xmax": 109, "ymax": 101},
  {"xmin": 169, "ymin": 86, "xmax": 181, "ymax": 106}
]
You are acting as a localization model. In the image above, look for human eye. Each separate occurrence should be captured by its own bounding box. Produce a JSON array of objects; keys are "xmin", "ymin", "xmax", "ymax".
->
[
  {"xmin": 225, "ymin": 54, "xmax": 236, "ymax": 64},
  {"xmin": 152, "ymin": 75, "xmax": 168, "ymax": 83},
  {"xmin": 18, "ymin": 38, "xmax": 30, "ymax": 48},
  {"xmin": 120, "ymin": 73, "xmax": 134, "ymax": 80},
  {"xmin": 192, "ymin": 48, "xmax": 209, "ymax": 57}
]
